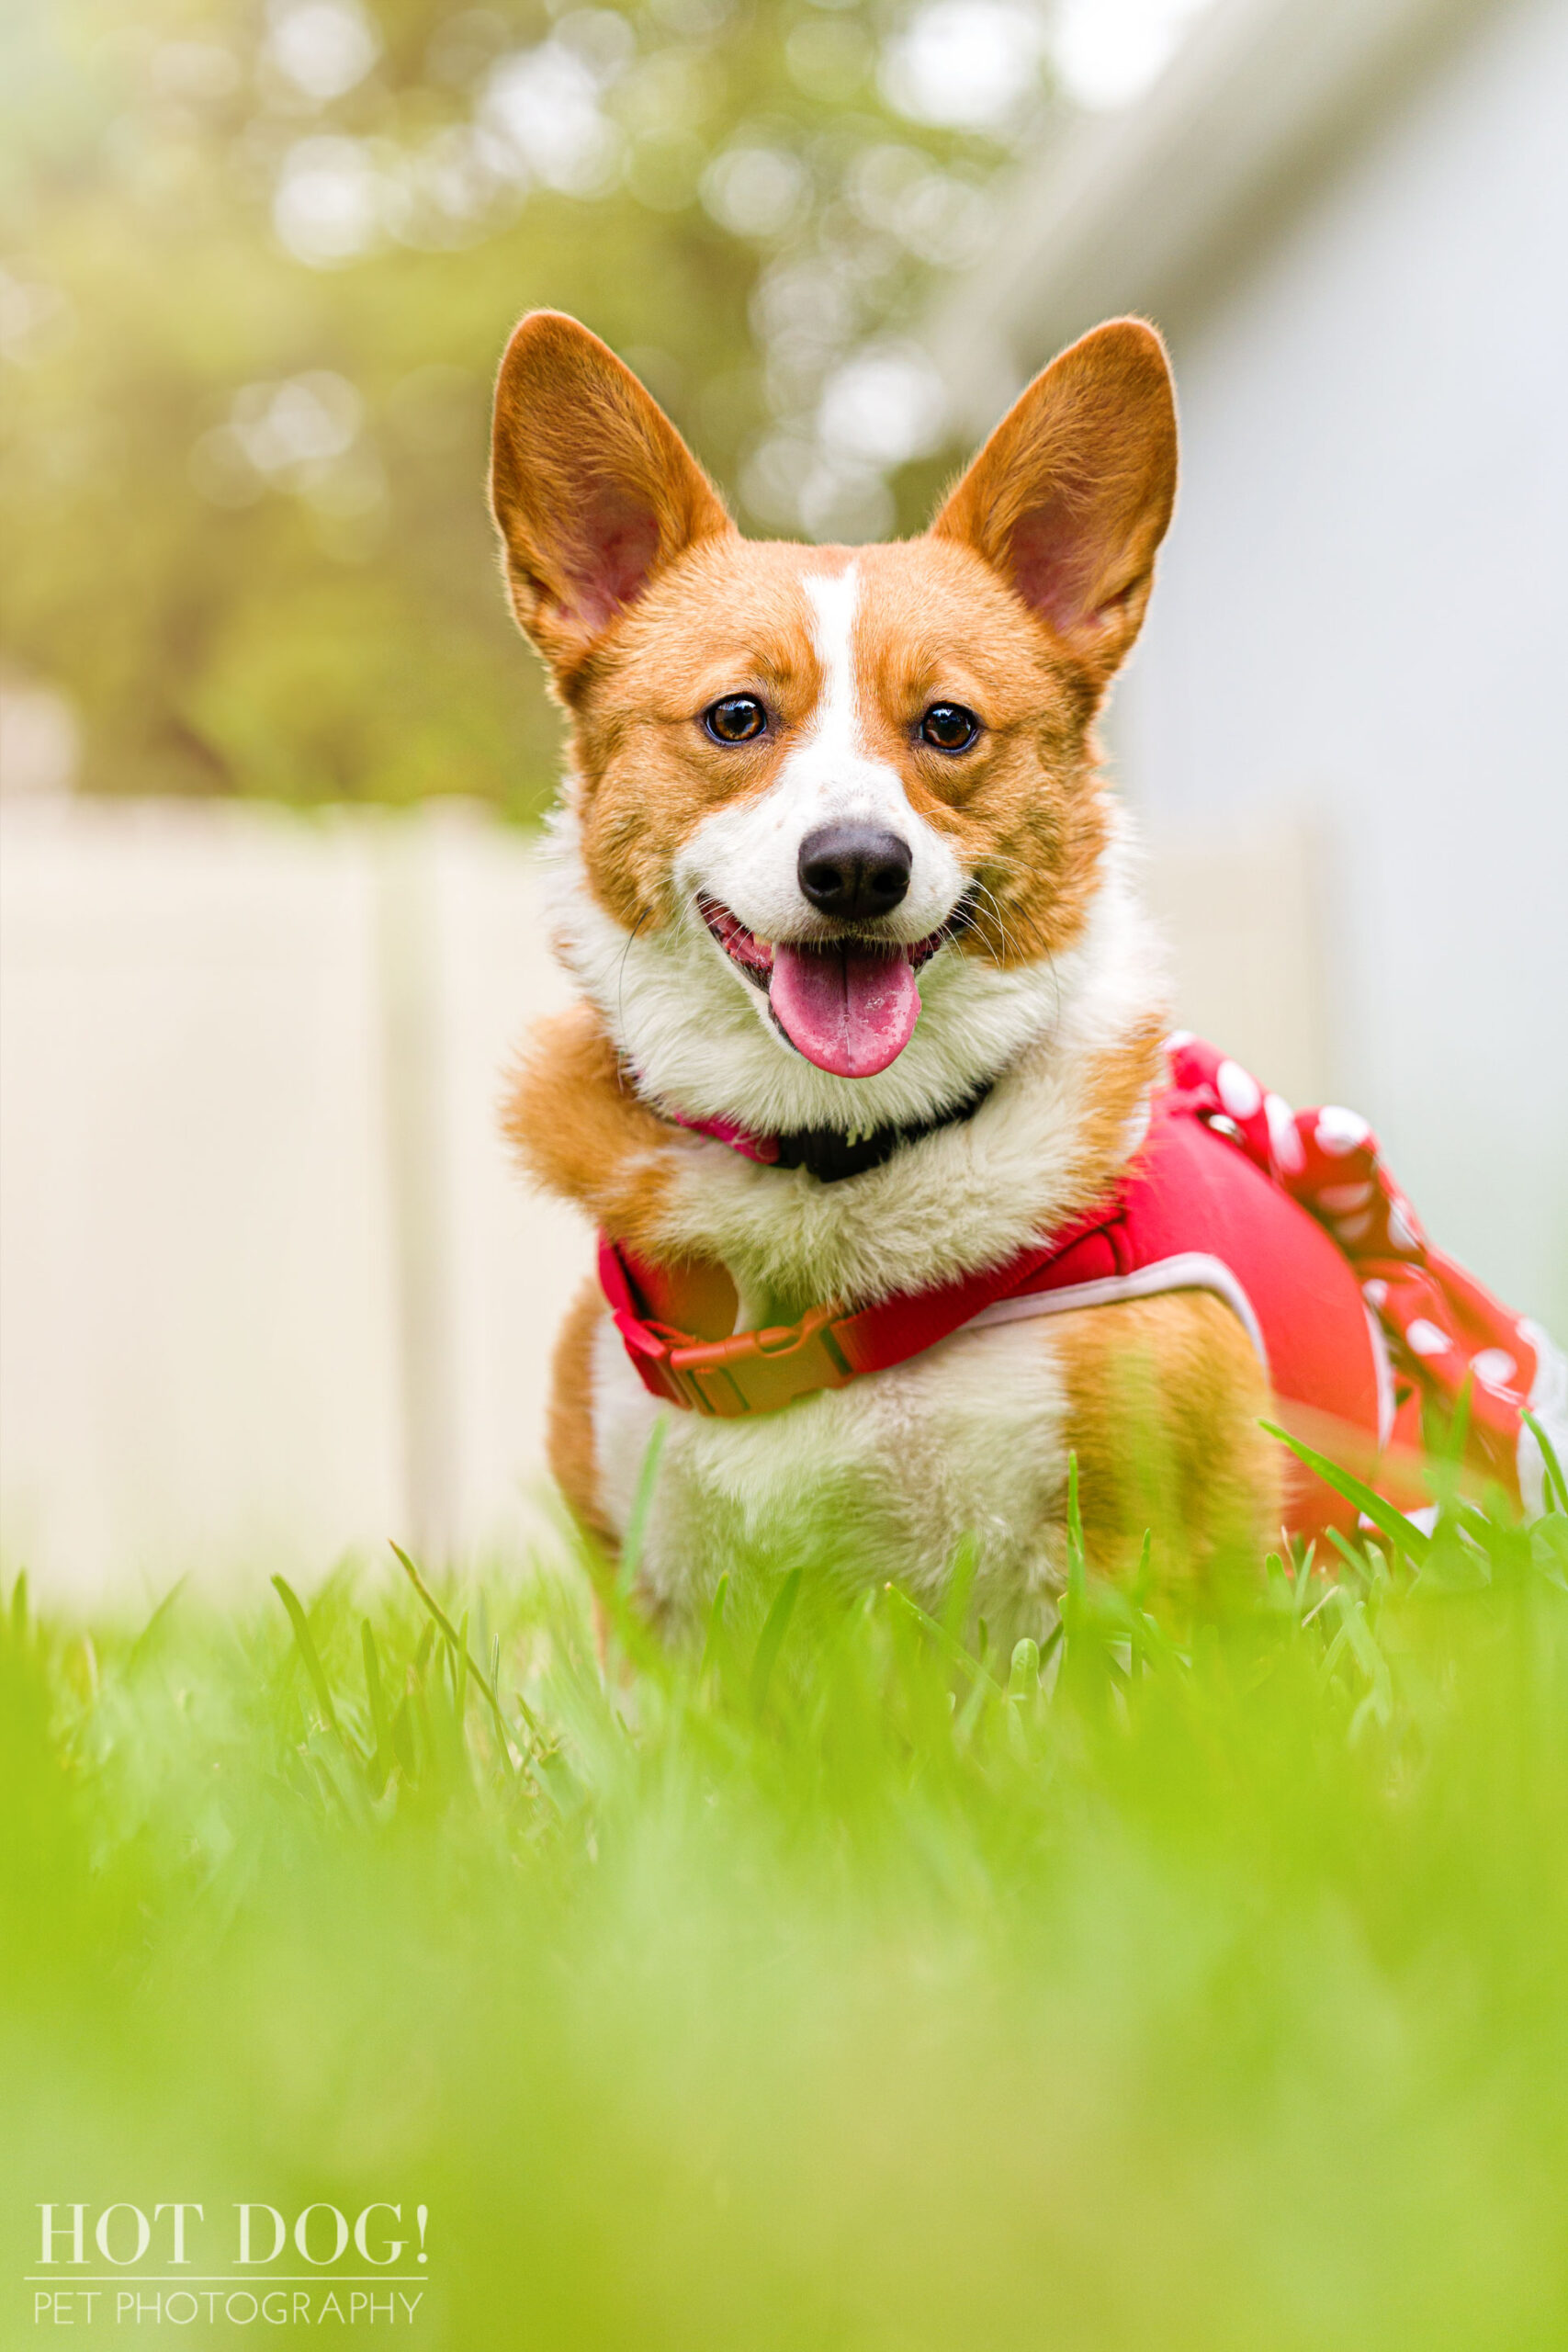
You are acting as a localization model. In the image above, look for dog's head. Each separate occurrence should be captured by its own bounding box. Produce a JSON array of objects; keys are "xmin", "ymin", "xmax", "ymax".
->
[{"xmin": 491, "ymin": 311, "xmax": 1176, "ymax": 1130}]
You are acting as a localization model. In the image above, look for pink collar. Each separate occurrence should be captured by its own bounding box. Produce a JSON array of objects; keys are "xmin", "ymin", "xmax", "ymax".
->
[{"xmin": 665, "ymin": 1106, "xmax": 779, "ymax": 1165}]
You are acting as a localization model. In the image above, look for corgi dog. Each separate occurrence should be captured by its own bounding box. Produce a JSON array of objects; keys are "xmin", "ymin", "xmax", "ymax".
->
[{"xmin": 491, "ymin": 311, "xmax": 1564, "ymax": 1643}]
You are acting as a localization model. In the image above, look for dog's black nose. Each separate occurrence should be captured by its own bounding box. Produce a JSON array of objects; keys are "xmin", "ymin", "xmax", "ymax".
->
[{"xmin": 797, "ymin": 825, "xmax": 912, "ymax": 920}]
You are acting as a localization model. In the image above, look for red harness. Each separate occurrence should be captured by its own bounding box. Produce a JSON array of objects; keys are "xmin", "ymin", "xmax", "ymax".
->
[{"xmin": 600, "ymin": 1037, "xmax": 1545, "ymax": 1540}]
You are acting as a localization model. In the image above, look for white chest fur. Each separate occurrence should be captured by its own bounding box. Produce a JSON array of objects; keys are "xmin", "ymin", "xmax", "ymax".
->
[{"xmin": 589, "ymin": 1308, "xmax": 1076, "ymax": 1641}]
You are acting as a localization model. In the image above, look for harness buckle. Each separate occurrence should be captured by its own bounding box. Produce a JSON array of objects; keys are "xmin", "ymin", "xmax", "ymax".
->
[{"xmin": 662, "ymin": 1304, "xmax": 854, "ymax": 1418}]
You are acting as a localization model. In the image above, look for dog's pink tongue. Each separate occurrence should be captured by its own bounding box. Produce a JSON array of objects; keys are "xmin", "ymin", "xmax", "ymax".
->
[{"xmin": 768, "ymin": 942, "xmax": 920, "ymax": 1078}]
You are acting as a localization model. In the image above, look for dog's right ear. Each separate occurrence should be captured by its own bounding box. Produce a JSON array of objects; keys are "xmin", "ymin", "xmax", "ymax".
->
[{"xmin": 490, "ymin": 311, "xmax": 732, "ymax": 682}]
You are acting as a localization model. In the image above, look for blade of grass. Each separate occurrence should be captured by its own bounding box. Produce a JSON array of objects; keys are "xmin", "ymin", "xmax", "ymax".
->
[
  {"xmin": 617, "ymin": 1416, "xmax": 669, "ymax": 1602},
  {"xmin": 1131, "ymin": 1528, "xmax": 1153, "ymax": 1609},
  {"xmin": 389, "ymin": 1692, "xmax": 417, "ymax": 1781},
  {"xmin": 1066, "ymin": 1453, "xmax": 1087, "ymax": 1602},
  {"xmin": 1292, "ymin": 1538, "xmax": 1322, "ymax": 1620},
  {"xmin": 1325, "ymin": 1525, "xmax": 1375, "ymax": 1583},
  {"xmin": 126, "ymin": 1577, "xmax": 188, "ymax": 1675},
  {"xmin": 1260, "ymin": 1421, "xmax": 1431, "ymax": 1566},
  {"xmin": 883, "ymin": 1584, "xmax": 1006, "ymax": 1698},
  {"xmin": 942, "ymin": 1533, "xmax": 979, "ymax": 1645},
  {"xmin": 272, "ymin": 1574, "xmax": 343, "ymax": 1736},
  {"xmin": 1441, "ymin": 1372, "xmax": 1474, "ymax": 1476},
  {"xmin": 749, "ymin": 1567, "xmax": 801, "ymax": 1715},
  {"xmin": 1523, "ymin": 1409, "xmax": 1568, "ymax": 1517},
  {"xmin": 390, "ymin": 1542, "xmax": 517, "ymax": 1777},
  {"xmin": 1008, "ymin": 1637, "xmax": 1040, "ymax": 1699},
  {"xmin": 453, "ymin": 1608, "xmax": 470, "ymax": 1721},
  {"xmin": 361, "ymin": 1619, "xmax": 391, "ymax": 1782},
  {"xmin": 954, "ymin": 1659, "xmax": 993, "ymax": 1743},
  {"xmin": 697, "ymin": 1572, "xmax": 729, "ymax": 1686}
]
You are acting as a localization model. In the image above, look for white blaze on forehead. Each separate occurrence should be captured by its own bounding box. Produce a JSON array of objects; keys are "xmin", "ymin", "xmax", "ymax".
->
[
  {"xmin": 804, "ymin": 565, "xmax": 863, "ymax": 762},
  {"xmin": 676, "ymin": 559, "xmax": 966, "ymax": 947}
]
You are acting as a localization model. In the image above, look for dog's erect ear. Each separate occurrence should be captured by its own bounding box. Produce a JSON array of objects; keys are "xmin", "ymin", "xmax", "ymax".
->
[
  {"xmin": 931, "ymin": 318, "xmax": 1177, "ymax": 683},
  {"xmin": 491, "ymin": 311, "xmax": 732, "ymax": 677}
]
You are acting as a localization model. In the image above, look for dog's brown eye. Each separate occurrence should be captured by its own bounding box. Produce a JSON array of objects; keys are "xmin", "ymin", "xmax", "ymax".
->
[
  {"xmin": 704, "ymin": 695, "xmax": 767, "ymax": 744},
  {"xmin": 919, "ymin": 703, "xmax": 980, "ymax": 752}
]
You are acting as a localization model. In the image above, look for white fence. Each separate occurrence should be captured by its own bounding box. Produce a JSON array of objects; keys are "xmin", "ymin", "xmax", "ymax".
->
[
  {"xmin": 1, "ymin": 796, "xmax": 1330, "ymax": 1611},
  {"xmin": 0, "ymin": 801, "xmax": 590, "ymax": 1611}
]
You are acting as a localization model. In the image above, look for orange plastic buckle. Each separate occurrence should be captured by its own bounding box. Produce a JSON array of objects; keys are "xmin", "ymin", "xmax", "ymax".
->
[{"xmin": 662, "ymin": 1303, "xmax": 854, "ymax": 1418}]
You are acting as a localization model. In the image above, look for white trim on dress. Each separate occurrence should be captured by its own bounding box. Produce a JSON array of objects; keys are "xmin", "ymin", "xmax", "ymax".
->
[{"xmin": 960, "ymin": 1250, "xmax": 1270, "ymax": 1377}]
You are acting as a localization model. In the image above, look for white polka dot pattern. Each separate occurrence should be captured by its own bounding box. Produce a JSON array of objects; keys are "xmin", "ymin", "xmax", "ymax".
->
[
  {"xmin": 1216, "ymin": 1059, "xmax": 1262, "ymax": 1120},
  {"xmin": 1314, "ymin": 1107, "xmax": 1371, "ymax": 1157},
  {"xmin": 1167, "ymin": 1035, "xmax": 1541, "ymax": 1510},
  {"xmin": 1405, "ymin": 1319, "xmax": 1450, "ymax": 1358},
  {"xmin": 1265, "ymin": 1092, "xmax": 1304, "ymax": 1174}
]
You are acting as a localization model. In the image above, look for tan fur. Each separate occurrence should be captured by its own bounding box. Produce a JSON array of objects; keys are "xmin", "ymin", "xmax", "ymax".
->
[
  {"xmin": 565, "ymin": 540, "xmax": 831, "ymax": 934},
  {"xmin": 931, "ymin": 317, "xmax": 1178, "ymax": 687},
  {"xmin": 502, "ymin": 1003, "xmax": 677, "ymax": 1260},
  {"xmin": 490, "ymin": 311, "xmax": 731, "ymax": 686},
  {"xmin": 1046, "ymin": 1293, "xmax": 1281, "ymax": 1588},
  {"xmin": 1069, "ymin": 1021, "xmax": 1168, "ymax": 1209},
  {"xmin": 547, "ymin": 1275, "xmax": 615, "ymax": 1554},
  {"xmin": 489, "ymin": 310, "xmax": 1291, "ymax": 1626}
]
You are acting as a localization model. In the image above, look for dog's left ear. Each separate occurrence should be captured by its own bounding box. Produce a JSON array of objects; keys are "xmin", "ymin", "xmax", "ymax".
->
[
  {"xmin": 491, "ymin": 311, "xmax": 733, "ymax": 682},
  {"xmin": 931, "ymin": 318, "xmax": 1177, "ymax": 684}
]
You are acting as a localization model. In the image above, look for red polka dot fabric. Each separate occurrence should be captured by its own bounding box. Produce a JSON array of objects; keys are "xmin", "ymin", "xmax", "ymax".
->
[{"xmin": 1168, "ymin": 1035, "xmax": 1543, "ymax": 1505}]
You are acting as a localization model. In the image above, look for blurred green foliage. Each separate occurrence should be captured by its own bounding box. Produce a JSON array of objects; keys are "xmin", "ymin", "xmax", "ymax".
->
[
  {"xmin": 6, "ymin": 1470, "xmax": 1568, "ymax": 2347},
  {"xmin": 0, "ymin": 0, "xmax": 1055, "ymax": 810}
]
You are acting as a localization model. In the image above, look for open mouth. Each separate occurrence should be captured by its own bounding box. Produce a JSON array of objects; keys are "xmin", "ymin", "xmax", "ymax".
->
[{"xmin": 697, "ymin": 894, "xmax": 958, "ymax": 1080}]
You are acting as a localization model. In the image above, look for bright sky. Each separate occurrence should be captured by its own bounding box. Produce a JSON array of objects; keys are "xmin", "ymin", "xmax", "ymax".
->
[
  {"xmin": 884, "ymin": 0, "xmax": 1224, "ymax": 129},
  {"xmin": 1052, "ymin": 0, "xmax": 1223, "ymax": 108}
]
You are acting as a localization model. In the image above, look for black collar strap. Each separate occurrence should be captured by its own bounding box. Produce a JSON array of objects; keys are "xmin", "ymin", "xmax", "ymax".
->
[
  {"xmin": 721, "ymin": 1080, "xmax": 993, "ymax": 1184},
  {"xmin": 662, "ymin": 1081, "xmax": 991, "ymax": 1194}
]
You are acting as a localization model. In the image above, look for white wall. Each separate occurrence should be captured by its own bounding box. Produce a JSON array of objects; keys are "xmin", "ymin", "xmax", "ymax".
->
[
  {"xmin": 0, "ymin": 801, "xmax": 589, "ymax": 1612},
  {"xmin": 1110, "ymin": 0, "xmax": 1568, "ymax": 1321}
]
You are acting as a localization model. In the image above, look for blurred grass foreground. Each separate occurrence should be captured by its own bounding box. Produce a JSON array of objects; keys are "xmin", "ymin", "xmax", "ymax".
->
[{"xmin": 7, "ymin": 1463, "xmax": 1568, "ymax": 2349}]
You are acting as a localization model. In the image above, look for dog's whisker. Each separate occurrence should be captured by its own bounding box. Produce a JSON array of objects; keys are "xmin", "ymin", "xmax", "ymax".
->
[
  {"xmin": 615, "ymin": 908, "xmax": 649, "ymax": 1045},
  {"xmin": 947, "ymin": 905, "xmax": 1003, "ymax": 972},
  {"xmin": 963, "ymin": 881, "xmax": 1021, "ymax": 969}
]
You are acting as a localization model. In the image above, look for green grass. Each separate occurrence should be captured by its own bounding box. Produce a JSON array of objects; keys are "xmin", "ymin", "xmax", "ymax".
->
[{"xmin": 6, "ymin": 1464, "xmax": 1568, "ymax": 2349}]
